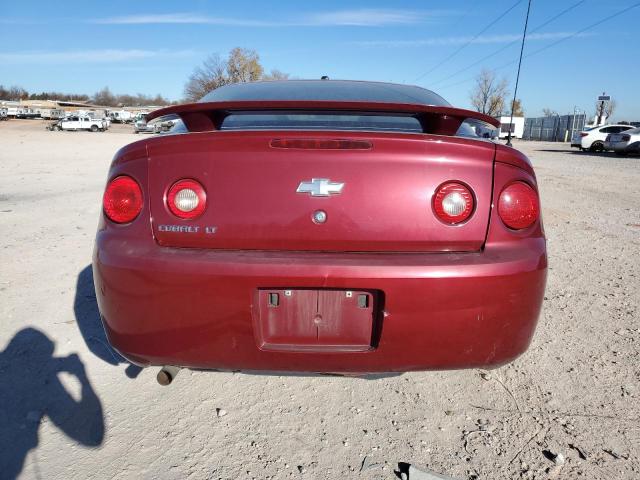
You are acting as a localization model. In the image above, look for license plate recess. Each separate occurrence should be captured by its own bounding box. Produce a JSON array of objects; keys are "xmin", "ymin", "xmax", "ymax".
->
[{"xmin": 254, "ymin": 289, "xmax": 379, "ymax": 352}]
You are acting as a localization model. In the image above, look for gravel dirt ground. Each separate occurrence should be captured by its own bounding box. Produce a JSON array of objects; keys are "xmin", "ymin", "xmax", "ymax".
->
[{"xmin": 1, "ymin": 119, "xmax": 639, "ymax": 480}]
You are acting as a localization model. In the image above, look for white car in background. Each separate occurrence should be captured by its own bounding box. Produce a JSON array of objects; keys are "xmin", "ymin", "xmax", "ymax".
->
[
  {"xmin": 604, "ymin": 127, "xmax": 640, "ymax": 155},
  {"xmin": 571, "ymin": 124, "xmax": 635, "ymax": 152}
]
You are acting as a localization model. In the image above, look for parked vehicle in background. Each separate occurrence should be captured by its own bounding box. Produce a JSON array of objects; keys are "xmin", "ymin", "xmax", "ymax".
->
[
  {"xmin": 87, "ymin": 112, "xmax": 110, "ymax": 129},
  {"xmin": 605, "ymin": 127, "xmax": 640, "ymax": 155},
  {"xmin": 95, "ymin": 80, "xmax": 546, "ymax": 379},
  {"xmin": 51, "ymin": 115, "xmax": 106, "ymax": 132},
  {"xmin": 133, "ymin": 114, "xmax": 155, "ymax": 134},
  {"xmin": 134, "ymin": 116, "xmax": 179, "ymax": 134},
  {"xmin": 155, "ymin": 118, "xmax": 179, "ymax": 133},
  {"xmin": 16, "ymin": 107, "xmax": 39, "ymax": 119},
  {"xmin": 40, "ymin": 108, "xmax": 65, "ymax": 120},
  {"xmin": 571, "ymin": 124, "xmax": 635, "ymax": 152},
  {"xmin": 109, "ymin": 110, "xmax": 134, "ymax": 123}
]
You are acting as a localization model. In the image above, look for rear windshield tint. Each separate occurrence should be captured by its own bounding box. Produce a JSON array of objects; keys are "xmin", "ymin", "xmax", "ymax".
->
[
  {"xmin": 201, "ymin": 80, "xmax": 450, "ymax": 106},
  {"xmin": 220, "ymin": 111, "xmax": 423, "ymax": 133}
]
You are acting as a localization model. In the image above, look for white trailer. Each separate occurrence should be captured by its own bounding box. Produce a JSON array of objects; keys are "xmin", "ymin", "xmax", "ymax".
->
[
  {"xmin": 16, "ymin": 107, "xmax": 39, "ymax": 119},
  {"xmin": 40, "ymin": 108, "xmax": 65, "ymax": 119},
  {"xmin": 497, "ymin": 116, "xmax": 525, "ymax": 139}
]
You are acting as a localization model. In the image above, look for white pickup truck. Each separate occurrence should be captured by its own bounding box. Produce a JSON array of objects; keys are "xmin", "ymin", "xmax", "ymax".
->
[{"xmin": 49, "ymin": 115, "xmax": 107, "ymax": 132}]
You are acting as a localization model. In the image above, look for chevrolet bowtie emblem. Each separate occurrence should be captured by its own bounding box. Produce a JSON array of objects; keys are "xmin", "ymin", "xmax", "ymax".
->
[{"xmin": 296, "ymin": 178, "xmax": 345, "ymax": 197}]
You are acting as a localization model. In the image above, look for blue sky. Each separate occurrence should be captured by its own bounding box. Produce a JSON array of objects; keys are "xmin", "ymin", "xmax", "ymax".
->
[{"xmin": 2, "ymin": 0, "xmax": 638, "ymax": 119}]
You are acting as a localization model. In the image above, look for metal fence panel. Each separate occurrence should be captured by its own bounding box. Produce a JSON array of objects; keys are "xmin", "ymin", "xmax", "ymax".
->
[{"xmin": 522, "ymin": 114, "xmax": 586, "ymax": 142}]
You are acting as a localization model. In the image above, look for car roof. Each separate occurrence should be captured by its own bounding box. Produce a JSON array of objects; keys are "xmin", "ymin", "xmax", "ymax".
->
[{"xmin": 199, "ymin": 80, "xmax": 451, "ymax": 107}]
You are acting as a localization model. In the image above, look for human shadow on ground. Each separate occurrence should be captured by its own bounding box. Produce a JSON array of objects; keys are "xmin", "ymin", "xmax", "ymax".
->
[
  {"xmin": 0, "ymin": 327, "xmax": 105, "ymax": 479},
  {"xmin": 74, "ymin": 265, "xmax": 142, "ymax": 379}
]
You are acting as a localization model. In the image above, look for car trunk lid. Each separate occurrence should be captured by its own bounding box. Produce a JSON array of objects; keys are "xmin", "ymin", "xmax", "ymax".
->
[{"xmin": 147, "ymin": 130, "xmax": 496, "ymax": 252}]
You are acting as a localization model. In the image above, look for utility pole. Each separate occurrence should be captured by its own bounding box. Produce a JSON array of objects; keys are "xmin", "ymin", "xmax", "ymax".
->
[{"xmin": 506, "ymin": 0, "xmax": 532, "ymax": 147}]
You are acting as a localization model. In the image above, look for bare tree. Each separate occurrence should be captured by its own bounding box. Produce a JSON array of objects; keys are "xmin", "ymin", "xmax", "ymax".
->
[
  {"xmin": 92, "ymin": 87, "xmax": 117, "ymax": 107},
  {"xmin": 263, "ymin": 69, "xmax": 290, "ymax": 81},
  {"xmin": 6, "ymin": 85, "xmax": 29, "ymax": 101},
  {"xmin": 595, "ymin": 98, "xmax": 616, "ymax": 119},
  {"xmin": 184, "ymin": 54, "xmax": 231, "ymax": 102},
  {"xmin": 542, "ymin": 108, "xmax": 557, "ymax": 117},
  {"xmin": 183, "ymin": 48, "xmax": 289, "ymax": 101},
  {"xmin": 226, "ymin": 48, "xmax": 263, "ymax": 83},
  {"xmin": 470, "ymin": 69, "xmax": 509, "ymax": 117}
]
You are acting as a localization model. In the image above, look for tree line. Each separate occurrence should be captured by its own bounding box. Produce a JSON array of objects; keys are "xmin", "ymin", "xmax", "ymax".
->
[{"xmin": 0, "ymin": 85, "xmax": 173, "ymax": 107}]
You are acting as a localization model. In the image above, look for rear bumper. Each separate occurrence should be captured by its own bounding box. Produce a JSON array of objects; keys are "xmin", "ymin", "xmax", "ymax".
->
[
  {"xmin": 93, "ymin": 234, "xmax": 547, "ymax": 373},
  {"xmin": 613, "ymin": 141, "xmax": 640, "ymax": 153}
]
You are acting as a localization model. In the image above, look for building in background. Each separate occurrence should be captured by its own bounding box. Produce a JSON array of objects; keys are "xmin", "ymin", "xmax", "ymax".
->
[{"xmin": 496, "ymin": 116, "xmax": 525, "ymax": 139}]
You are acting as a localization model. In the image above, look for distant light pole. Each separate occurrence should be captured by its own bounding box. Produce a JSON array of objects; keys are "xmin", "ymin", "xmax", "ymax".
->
[{"xmin": 506, "ymin": 0, "xmax": 532, "ymax": 147}]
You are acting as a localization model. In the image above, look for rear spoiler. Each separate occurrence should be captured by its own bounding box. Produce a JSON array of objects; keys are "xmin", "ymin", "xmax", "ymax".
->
[{"xmin": 147, "ymin": 100, "xmax": 500, "ymax": 135}]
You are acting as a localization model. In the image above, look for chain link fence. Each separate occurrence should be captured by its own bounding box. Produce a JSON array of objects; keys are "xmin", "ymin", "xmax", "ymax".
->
[{"xmin": 522, "ymin": 114, "xmax": 587, "ymax": 142}]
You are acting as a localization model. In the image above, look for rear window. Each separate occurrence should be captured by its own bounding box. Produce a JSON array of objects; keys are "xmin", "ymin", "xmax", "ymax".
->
[{"xmin": 220, "ymin": 111, "xmax": 423, "ymax": 133}]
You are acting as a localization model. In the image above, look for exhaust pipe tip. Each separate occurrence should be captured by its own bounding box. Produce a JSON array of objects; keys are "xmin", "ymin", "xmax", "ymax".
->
[{"xmin": 156, "ymin": 366, "xmax": 181, "ymax": 386}]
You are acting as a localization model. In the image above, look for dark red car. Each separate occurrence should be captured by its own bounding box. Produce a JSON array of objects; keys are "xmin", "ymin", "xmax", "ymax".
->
[{"xmin": 94, "ymin": 80, "xmax": 546, "ymax": 379}]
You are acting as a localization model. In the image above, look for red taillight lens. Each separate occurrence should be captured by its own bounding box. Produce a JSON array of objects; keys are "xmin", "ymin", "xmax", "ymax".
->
[
  {"xmin": 580, "ymin": 132, "xmax": 588, "ymax": 137},
  {"xmin": 433, "ymin": 182, "xmax": 474, "ymax": 224},
  {"xmin": 103, "ymin": 175, "xmax": 143, "ymax": 224},
  {"xmin": 167, "ymin": 179, "xmax": 206, "ymax": 219},
  {"xmin": 621, "ymin": 134, "xmax": 631, "ymax": 141},
  {"xmin": 498, "ymin": 182, "xmax": 539, "ymax": 230}
]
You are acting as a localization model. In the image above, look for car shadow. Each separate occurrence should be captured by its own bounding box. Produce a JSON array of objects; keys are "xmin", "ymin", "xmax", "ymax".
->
[
  {"xmin": 0, "ymin": 327, "xmax": 105, "ymax": 479},
  {"xmin": 74, "ymin": 265, "xmax": 142, "ymax": 379}
]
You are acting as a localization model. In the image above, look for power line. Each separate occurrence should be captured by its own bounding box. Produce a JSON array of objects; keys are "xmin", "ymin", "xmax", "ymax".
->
[
  {"xmin": 436, "ymin": 1, "xmax": 640, "ymax": 91},
  {"xmin": 521, "ymin": 1, "xmax": 640, "ymax": 59},
  {"xmin": 429, "ymin": 0, "xmax": 585, "ymax": 87},
  {"xmin": 414, "ymin": 0, "xmax": 523, "ymax": 81}
]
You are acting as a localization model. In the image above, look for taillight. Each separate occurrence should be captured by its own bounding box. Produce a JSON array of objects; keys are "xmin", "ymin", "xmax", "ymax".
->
[
  {"xmin": 433, "ymin": 182, "xmax": 474, "ymax": 224},
  {"xmin": 621, "ymin": 134, "xmax": 631, "ymax": 142},
  {"xmin": 580, "ymin": 132, "xmax": 588, "ymax": 137},
  {"xmin": 167, "ymin": 179, "xmax": 206, "ymax": 219},
  {"xmin": 498, "ymin": 182, "xmax": 539, "ymax": 230},
  {"xmin": 103, "ymin": 175, "xmax": 143, "ymax": 224}
]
